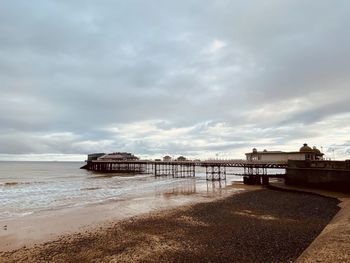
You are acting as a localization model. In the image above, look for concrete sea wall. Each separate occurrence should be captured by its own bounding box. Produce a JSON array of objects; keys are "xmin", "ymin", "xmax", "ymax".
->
[{"xmin": 286, "ymin": 160, "xmax": 350, "ymax": 191}]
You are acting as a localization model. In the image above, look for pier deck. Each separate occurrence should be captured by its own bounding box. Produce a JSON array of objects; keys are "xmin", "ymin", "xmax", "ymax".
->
[{"xmin": 81, "ymin": 159, "xmax": 287, "ymax": 183}]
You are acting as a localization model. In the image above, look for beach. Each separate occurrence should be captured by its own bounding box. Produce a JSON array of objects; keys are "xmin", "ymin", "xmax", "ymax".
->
[
  {"xmin": 0, "ymin": 161, "xmax": 246, "ymax": 252},
  {"xmin": 0, "ymin": 188, "xmax": 340, "ymax": 263}
]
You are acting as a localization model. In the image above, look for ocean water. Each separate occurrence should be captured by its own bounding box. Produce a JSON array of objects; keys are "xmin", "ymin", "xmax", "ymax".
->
[{"xmin": 0, "ymin": 161, "xmax": 246, "ymax": 220}]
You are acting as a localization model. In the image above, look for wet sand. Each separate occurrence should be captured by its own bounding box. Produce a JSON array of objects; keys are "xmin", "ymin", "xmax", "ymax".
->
[
  {"xmin": 0, "ymin": 188, "xmax": 339, "ymax": 263},
  {"xmin": 0, "ymin": 182, "xmax": 244, "ymax": 252}
]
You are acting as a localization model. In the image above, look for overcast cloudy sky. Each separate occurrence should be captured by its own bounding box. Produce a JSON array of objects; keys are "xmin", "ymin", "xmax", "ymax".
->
[{"xmin": 1, "ymin": 0, "xmax": 350, "ymax": 161}]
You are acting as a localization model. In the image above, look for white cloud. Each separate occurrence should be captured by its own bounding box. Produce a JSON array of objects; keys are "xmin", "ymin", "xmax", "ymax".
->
[{"xmin": 207, "ymin": 39, "xmax": 226, "ymax": 53}]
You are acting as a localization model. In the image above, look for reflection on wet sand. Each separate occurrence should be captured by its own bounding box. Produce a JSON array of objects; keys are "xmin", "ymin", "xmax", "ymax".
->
[
  {"xmin": 162, "ymin": 179, "xmax": 197, "ymax": 198},
  {"xmin": 157, "ymin": 178, "xmax": 231, "ymax": 198},
  {"xmin": 206, "ymin": 180, "xmax": 227, "ymax": 195}
]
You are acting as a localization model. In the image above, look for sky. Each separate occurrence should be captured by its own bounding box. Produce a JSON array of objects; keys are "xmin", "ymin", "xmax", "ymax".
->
[{"xmin": 1, "ymin": 0, "xmax": 350, "ymax": 161}]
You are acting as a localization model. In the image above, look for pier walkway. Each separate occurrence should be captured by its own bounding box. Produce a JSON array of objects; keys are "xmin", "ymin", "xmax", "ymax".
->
[{"xmin": 81, "ymin": 159, "xmax": 287, "ymax": 182}]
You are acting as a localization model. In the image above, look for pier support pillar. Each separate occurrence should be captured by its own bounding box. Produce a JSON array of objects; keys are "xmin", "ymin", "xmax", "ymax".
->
[{"xmin": 205, "ymin": 165, "xmax": 226, "ymax": 181}]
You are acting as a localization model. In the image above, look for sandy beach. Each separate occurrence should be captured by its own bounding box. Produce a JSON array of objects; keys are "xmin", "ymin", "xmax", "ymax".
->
[
  {"xmin": 0, "ymin": 188, "xmax": 339, "ymax": 263},
  {"xmin": 0, "ymin": 161, "xmax": 247, "ymax": 253},
  {"xmin": 0, "ymin": 182, "xmax": 240, "ymax": 252}
]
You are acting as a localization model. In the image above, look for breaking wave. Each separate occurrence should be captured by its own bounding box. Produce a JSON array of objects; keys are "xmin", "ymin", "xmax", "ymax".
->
[{"xmin": 0, "ymin": 181, "xmax": 47, "ymax": 187}]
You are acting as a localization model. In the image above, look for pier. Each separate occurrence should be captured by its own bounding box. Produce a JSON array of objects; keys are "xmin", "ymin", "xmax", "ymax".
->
[{"xmin": 81, "ymin": 159, "xmax": 287, "ymax": 183}]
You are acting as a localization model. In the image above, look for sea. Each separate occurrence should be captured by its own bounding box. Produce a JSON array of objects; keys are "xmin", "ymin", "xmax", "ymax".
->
[{"xmin": 0, "ymin": 161, "xmax": 249, "ymax": 220}]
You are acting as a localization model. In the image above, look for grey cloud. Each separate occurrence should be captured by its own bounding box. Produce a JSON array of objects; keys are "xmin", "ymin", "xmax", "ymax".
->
[
  {"xmin": 0, "ymin": 0, "xmax": 350, "ymax": 160},
  {"xmin": 278, "ymin": 99, "xmax": 350, "ymax": 126}
]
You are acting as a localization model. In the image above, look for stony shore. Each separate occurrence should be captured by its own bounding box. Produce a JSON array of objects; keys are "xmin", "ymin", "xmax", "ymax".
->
[
  {"xmin": 268, "ymin": 183, "xmax": 350, "ymax": 263},
  {"xmin": 0, "ymin": 188, "xmax": 340, "ymax": 263}
]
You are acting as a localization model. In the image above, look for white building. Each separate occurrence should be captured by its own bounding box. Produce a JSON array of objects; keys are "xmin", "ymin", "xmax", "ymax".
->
[
  {"xmin": 97, "ymin": 152, "xmax": 139, "ymax": 161},
  {"xmin": 163, "ymin": 156, "xmax": 172, "ymax": 162},
  {"xmin": 245, "ymin": 143, "xmax": 323, "ymax": 162}
]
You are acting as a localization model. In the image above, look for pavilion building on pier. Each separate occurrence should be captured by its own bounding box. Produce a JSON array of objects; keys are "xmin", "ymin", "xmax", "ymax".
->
[
  {"xmin": 245, "ymin": 143, "xmax": 324, "ymax": 162},
  {"xmin": 97, "ymin": 152, "xmax": 139, "ymax": 161}
]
